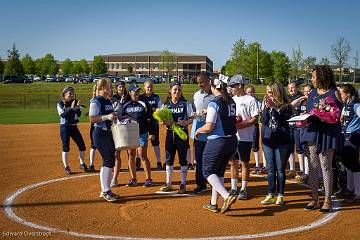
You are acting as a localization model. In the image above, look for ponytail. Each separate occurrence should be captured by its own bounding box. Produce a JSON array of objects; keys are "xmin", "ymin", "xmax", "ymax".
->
[{"xmin": 210, "ymin": 74, "xmax": 231, "ymax": 104}]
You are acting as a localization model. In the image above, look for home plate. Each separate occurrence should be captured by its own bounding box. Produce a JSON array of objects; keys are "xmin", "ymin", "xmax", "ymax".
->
[{"xmin": 154, "ymin": 191, "xmax": 192, "ymax": 197}]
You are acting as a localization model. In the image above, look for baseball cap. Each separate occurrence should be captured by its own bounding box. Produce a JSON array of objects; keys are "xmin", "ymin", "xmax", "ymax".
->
[
  {"xmin": 228, "ymin": 75, "xmax": 245, "ymax": 86},
  {"xmin": 116, "ymin": 81, "xmax": 125, "ymax": 87},
  {"xmin": 62, "ymin": 86, "xmax": 74, "ymax": 96},
  {"xmin": 128, "ymin": 84, "xmax": 140, "ymax": 92},
  {"xmin": 170, "ymin": 81, "xmax": 181, "ymax": 88}
]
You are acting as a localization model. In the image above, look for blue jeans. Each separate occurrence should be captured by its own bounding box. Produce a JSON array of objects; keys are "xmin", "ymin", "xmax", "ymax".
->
[{"xmin": 262, "ymin": 144, "xmax": 291, "ymax": 195}]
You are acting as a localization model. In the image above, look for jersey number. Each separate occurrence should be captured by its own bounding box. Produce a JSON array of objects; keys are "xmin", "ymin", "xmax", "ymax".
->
[{"xmin": 228, "ymin": 104, "xmax": 236, "ymax": 117}]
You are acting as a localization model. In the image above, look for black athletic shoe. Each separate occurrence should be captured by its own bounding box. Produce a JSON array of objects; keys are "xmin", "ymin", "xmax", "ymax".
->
[
  {"xmin": 80, "ymin": 163, "xmax": 89, "ymax": 172},
  {"xmin": 64, "ymin": 166, "xmax": 71, "ymax": 175},
  {"xmin": 194, "ymin": 186, "xmax": 207, "ymax": 194},
  {"xmin": 157, "ymin": 162, "xmax": 163, "ymax": 170},
  {"xmin": 89, "ymin": 165, "xmax": 96, "ymax": 172}
]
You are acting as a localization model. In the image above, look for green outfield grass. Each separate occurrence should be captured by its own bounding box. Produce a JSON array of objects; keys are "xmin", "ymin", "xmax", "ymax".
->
[{"xmin": 8, "ymin": 81, "xmax": 357, "ymax": 124}]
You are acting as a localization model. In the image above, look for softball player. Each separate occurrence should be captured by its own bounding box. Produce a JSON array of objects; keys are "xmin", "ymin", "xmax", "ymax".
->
[
  {"xmin": 195, "ymin": 74, "xmax": 238, "ymax": 214},
  {"xmin": 57, "ymin": 86, "xmax": 87, "ymax": 175},
  {"xmin": 121, "ymin": 84, "xmax": 156, "ymax": 187},
  {"xmin": 111, "ymin": 81, "xmax": 130, "ymax": 187},
  {"xmin": 88, "ymin": 84, "xmax": 99, "ymax": 172},
  {"xmin": 89, "ymin": 78, "xmax": 120, "ymax": 202},
  {"xmin": 160, "ymin": 82, "xmax": 193, "ymax": 194},
  {"xmin": 139, "ymin": 80, "xmax": 163, "ymax": 170}
]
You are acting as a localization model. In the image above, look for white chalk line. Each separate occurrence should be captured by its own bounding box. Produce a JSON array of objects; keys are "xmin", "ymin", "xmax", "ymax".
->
[{"xmin": 3, "ymin": 173, "xmax": 340, "ymax": 239}]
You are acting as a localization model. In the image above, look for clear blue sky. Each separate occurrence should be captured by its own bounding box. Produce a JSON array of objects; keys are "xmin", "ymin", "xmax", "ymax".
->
[{"xmin": 0, "ymin": 0, "xmax": 359, "ymax": 68}]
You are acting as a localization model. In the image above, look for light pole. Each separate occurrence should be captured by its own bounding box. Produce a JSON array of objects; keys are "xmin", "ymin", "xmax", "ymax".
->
[
  {"xmin": 354, "ymin": 50, "xmax": 359, "ymax": 83},
  {"xmin": 256, "ymin": 43, "xmax": 259, "ymax": 82}
]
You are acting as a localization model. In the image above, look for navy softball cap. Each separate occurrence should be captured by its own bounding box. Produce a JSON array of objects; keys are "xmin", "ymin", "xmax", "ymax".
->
[
  {"xmin": 62, "ymin": 86, "xmax": 74, "ymax": 95},
  {"xmin": 170, "ymin": 81, "xmax": 181, "ymax": 88},
  {"xmin": 128, "ymin": 84, "xmax": 140, "ymax": 92},
  {"xmin": 116, "ymin": 81, "xmax": 125, "ymax": 87}
]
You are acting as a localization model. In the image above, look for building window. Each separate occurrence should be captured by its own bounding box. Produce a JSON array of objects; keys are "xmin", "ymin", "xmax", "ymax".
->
[
  {"xmin": 119, "ymin": 64, "xmax": 122, "ymax": 69},
  {"xmin": 116, "ymin": 63, "xmax": 119, "ymax": 69},
  {"xmin": 110, "ymin": 64, "xmax": 114, "ymax": 69}
]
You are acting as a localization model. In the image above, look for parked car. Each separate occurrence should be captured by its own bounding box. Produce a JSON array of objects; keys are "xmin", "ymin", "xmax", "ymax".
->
[
  {"xmin": 3, "ymin": 75, "xmax": 32, "ymax": 84},
  {"xmin": 45, "ymin": 76, "xmax": 56, "ymax": 82},
  {"xmin": 124, "ymin": 74, "xmax": 152, "ymax": 84},
  {"xmin": 65, "ymin": 77, "xmax": 75, "ymax": 83},
  {"xmin": 56, "ymin": 77, "xmax": 65, "ymax": 82}
]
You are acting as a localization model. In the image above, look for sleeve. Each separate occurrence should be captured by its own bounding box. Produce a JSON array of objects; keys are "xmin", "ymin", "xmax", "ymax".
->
[
  {"xmin": 89, "ymin": 100, "xmax": 100, "ymax": 117},
  {"xmin": 250, "ymin": 98, "xmax": 259, "ymax": 118},
  {"xmin": 206, "ymin": 102, "xmax": 218, "ymax": 123},
  {"xmin": 187, "ymin": 101, "xmax": 194, "ymax": 118},
  {"xmin": 261, "ymin": 107, "xmax": 270, "ymax": 125},
  {"xmin": 57, "ymin": 101, "xmax": 72, "ymax": 118},
  {"xmin": 156, "ymin": 96, "xmax": 162, "ymax": 108},
  {"xmin": 355, "ymin": 103, "xmax": 360, "ymax": 118},
  {"xmin": 146, "ymin": 102, "xmax": 156, "ymax": 135}
]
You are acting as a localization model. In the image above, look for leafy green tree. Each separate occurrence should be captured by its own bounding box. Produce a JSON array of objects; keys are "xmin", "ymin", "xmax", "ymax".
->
[
  {"xmin": 4, "ymin": 43, "xmax": 24, "ymax": 76},
  {"xmin": 127, "ymin": 64, "xmax": 134, "ymax": 74},
  {"xmin": 270, "ymin": 51, "xmax": 290, "ymax": 85},
  {"xmin": 0, "ymin": 56, "xmax": 4, "ymax": 75},
  {"xmin": 71, "ymin": 61, "xmax": 83, "ymax": 75},
  {"xmin": 290, "ymin": 45, "xmax": 303, "ymax": 81},
  {"xmin": 41, "ymin": 53, "xmax": 57, "ymax": 75},
  {"xmin": 303, "ymin": 56, "xmax": 317, "ymax": 80},
  {"xmin": 160, "ymin": 49, "xmax": 177, "ymax": 82},
  {"xmin": 21, "ymin": 54, "xmax": 36, "ymax": 75},
  {"xmin": 79, "ymin": 59, "xmax": 90, "ymax": 75},
  {"xmin": 229, "ymin": 38, "xmax": 247, "ymax": 75},
  {"xmin": 61, "ymin": 58, "xmax": 73, "ymax": 75},
  {"xmin": 34, "ymin": 58, "xmax": 43, "ymax": 76},
  {"xmin": 92, "ymin": 55, "xmax": 107, "ymax": 75}
]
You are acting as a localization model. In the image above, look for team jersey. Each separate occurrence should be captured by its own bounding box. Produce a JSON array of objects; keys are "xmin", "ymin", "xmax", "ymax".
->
[
  {"xmin": 205, "ymin": 96, "xmax": 237, "ymax": 140},
  {"xmin": 112, "ymin": 94, "xmax": 130, "ymax": 113},
  {"xmin": 139, "ymin": 93, "xmax": 162, "ymax": 111},
  {"xmin": 341, "ymin": 98, "xmax": 360, "ymax": 133},
  {"xmin": 162, "ymin": 99, "xmax": 193, "ymax": 132},
  {"xmin": 121, "ymin": 100, "xmax": 155, "ymax": 135},
  {"xmin": 89, "ymin": 96, "xmax": 114, "ymax": 130},
  {"xmin": 57, "ymin": 100, "xmax": 81, "ymax": 125}
]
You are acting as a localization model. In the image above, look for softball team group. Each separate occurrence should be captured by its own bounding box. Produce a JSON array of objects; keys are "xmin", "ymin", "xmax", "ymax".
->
[{"xmin": 57, "ymin": 65, "xmax": 360, "ymax": 214}]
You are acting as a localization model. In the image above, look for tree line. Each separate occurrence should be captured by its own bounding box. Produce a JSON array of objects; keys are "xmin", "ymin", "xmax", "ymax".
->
[
  {"xmin": 0, "ymin": 44, "xmax": 108, "ymax": 77},
  {"xmin": 222, "ymin": 36, "xmax": 354, "ymax": 85}
]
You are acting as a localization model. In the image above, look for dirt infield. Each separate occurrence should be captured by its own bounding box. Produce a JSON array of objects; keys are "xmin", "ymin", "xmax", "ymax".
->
[{"xmin": 0, "ymin": 123, "xmax": 359, "ymax": 240}]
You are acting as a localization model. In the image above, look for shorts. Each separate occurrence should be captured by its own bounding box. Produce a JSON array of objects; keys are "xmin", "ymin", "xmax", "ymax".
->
[
  {"xmin": 231, "ymin": 141, "xmax": 253, "ymax": 162},
  {"xmin": 139, "ymin": 132, "xmax": 149, "ymax": 147}
]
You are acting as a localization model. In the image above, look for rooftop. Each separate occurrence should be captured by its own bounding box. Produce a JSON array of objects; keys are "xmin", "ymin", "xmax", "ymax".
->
[{"xmin": 102, "ymin": 51, "xmax": 205, "ymax": 57}]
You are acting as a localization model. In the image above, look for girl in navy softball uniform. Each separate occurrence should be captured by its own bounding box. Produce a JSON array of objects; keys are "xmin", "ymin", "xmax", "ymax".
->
[
  {"xmin": 195, "ymin": 74, "xmax": 238, "ymax": 214},
  {"xmin": 160, "ymin": 82, "xmax": 193, "ymax": 194},
  {"xmin": 88, "ymin": 84, "xmax": 99, "ymax": 173},
  {"xmin": 110, "ymin": 81, "xmax": 131, "ymax": 188},
  {"xmin": 57, "ymin": 86, "xmax": 87, "ymax": 175},
  {"xmin": 139, "ymin": 80, "xmax": 163, "ymax": 170},
  {"xmin": 89, "ymin": 78, "xmax": 119, "ymax": 202},
  {"xmin": 120, "ymin": 84, "xmax": 156, "ymax": 187}
]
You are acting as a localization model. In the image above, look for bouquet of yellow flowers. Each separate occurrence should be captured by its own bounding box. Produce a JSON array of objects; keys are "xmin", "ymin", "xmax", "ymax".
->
[{"xmin": 153, "ymin": 108, "xmax": 188, "ymax": 140}]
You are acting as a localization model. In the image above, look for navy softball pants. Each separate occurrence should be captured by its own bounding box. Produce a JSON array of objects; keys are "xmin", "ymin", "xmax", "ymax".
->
[{"xmin": 93, "ymin": 128, "xmax": 115, "ymax": 168}]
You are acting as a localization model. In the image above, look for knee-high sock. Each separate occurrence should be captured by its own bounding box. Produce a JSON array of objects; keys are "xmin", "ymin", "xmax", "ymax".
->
[
  {"xmin": 289, "ymin": 153, "xmax": 295, "ymax": 171},
  {"xmin": 298, "ymin": 153, "xmax": 304, "ymax": 172},
  {"xmin": 211, "ymin": 177, "xmax": 224, "ymax": 205},
  {"xmin": 304, "ymin": 156, "xmax": 309, "ymax": 175},
  {"xmin": 262, "ymin": 151, "xmax": 267, "ymax": 168},
  {"xmin": 90, "ymin": 148, "xmax": 96, "ymax": 166},
  {"xmin": 153, "ymin": 146, "xmax": 161, "ymax": 163},
  {"xmin": 79, "ymin": 151, "xmax": 85, "ymax": 165},
  {"xmin": 62, "ymin": 152, "xmax": 69, "ymax": 167},
  {"xmin": 353, "ymin": 172, "xmax": 360, "ymax": 196},
  {"xmin": 347, "ymin": 168, "xmax": 354, "ymax": 192},
  {"xmin": 241, "ymin": 180, "xmax": 248, "ymax": 191},
  {"xmin": 100, "ymin": 167, "xmax": 106, "ymax": 192},
  {"xmin": 207, "ymin": 174, "xmax": 229, "ymax": 199},
  {"xmin": 231, "ymin": 178, "xmax": 238, "ymax": 191},
  {"xmin": 180, "ymin": 165, "xmax": 188, "ymax": 185},
  {"xmin": 186, "ymin": 148, "xmax": 191, "ymax": 164},
  {"xmin": 101, "ymin": 166, "xmax": 113, "ymax": 192},
  {"xmin": 166, "ymin": 165, "xmax": 174, "ymax": 185},
  {"xmin": 254, "ymin": 151, "xmax": 260, "ymax": 167}
]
